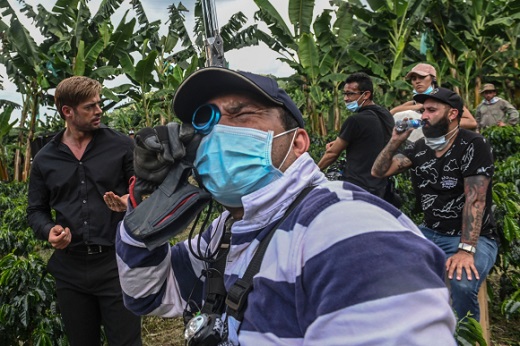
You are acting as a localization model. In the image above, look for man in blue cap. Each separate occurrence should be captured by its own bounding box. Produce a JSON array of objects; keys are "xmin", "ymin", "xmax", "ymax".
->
[
  {"xmin": 116, "ymin": 67, "xmax": 456, "ymax": 345},
  {"xmin": 373, "ymin": 87, "xmax": 499, "ymax": 321}
]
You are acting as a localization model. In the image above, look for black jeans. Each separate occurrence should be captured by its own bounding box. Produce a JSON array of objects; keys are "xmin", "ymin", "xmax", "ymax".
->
[{"xmin": 47, "ymin": 248, "xmax": 142, "ymax": 346}]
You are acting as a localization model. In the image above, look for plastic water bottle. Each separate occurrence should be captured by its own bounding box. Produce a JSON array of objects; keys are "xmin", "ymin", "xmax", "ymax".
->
[{"xmin": 395, "ymin": 119, "xmax": 423, "ymax": 133}]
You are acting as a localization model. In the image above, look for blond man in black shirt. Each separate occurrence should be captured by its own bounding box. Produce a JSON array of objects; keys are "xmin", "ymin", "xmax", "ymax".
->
[{"xmin": 27, "ymin": 76, "xmax": 141, "ymax": 346}]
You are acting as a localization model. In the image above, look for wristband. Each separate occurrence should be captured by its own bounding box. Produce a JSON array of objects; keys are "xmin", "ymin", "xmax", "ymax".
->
[{"xmin": 458, "ymin": 242, "xmax": 476, "ymax": 254}]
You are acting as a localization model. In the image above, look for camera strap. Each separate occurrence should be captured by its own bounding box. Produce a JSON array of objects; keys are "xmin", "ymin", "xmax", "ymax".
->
[
  {"xmin": 224, "ymin": 185, "xmax": 315, "ymax": 322},
  {"xmin": 200, "ymin": 216, "xmax": 234, "ymax": 316}
]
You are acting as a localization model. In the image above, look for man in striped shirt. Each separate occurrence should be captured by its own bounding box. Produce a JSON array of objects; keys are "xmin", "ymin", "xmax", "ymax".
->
[{"xmin": 116, "ymin": 67, "xmax": 456, "ymax": 345}]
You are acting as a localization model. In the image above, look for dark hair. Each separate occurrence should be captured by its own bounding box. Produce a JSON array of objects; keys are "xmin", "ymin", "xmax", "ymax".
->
[
  {"xmin": 345, "ymin": 72, "xmax": 374, "ymax": 100},
  {"xmin": 279, "ymin": 107, "xmax": 300, "ymax": 130}
]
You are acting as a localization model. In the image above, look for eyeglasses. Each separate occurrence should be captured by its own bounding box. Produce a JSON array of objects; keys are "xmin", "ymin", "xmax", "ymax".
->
[
  {"xmin": 342, "ymin": 91, "xmax": 364, "ymax": 97},
  {"xmin": 192, "ymin": 103, "xmax": 221, "ymax": 134}
]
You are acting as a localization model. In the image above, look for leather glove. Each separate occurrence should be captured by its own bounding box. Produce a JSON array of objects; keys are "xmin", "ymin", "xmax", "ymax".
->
[
  {"xmin": 133, "ymin": 122, "xmax": 200, "ymax": 184},
  {"xmin": 131, "ymin": 123, "xmax": 202, "ymax": 207},
  {"xmin": 128, "ymin": 176, "xmax": 157, "ymax": 208}
]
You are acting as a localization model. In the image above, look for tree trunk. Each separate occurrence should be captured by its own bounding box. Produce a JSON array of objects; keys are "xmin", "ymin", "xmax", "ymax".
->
[
  {"xmin": 474, "ymin": 75, "xmax": 482, "ymax": 109},
  {"xmin": 14, "ymin": 98, "xmax": 29, "ymax": 182},
  {"xmin": 319, "ymin": 112, "xmax": 327, "ymax": 137},
  {"xmin": 334, "ymin": 90, "xmax": 341, "ymax": 132},
  {"xmin": 0, "ymin": 157, "xmax": 9, "ymax": 181},
  {"xmin": 23, "ymin": 93, "xmax": 39, "ymax": 181}
]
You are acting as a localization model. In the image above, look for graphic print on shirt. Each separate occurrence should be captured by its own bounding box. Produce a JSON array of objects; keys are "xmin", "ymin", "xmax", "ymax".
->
[
  {"xmin": 441, "ymin": 176, "xmax": 458, "ymax": 189},
  {"xmin": 432, "ymin": 194, "xmax": 464, "ymax": 220},
  {"xmin": 477, "ymin": 165, "xmax": 494, "ymax": 176},
  {"xmin": 421, "ymin": 194, "xmax": 437, "ymax": 210},
  {"xmin": 444, "ymin": 159, "xmax": 459, "ymax": 172},
  {"xmin": 416, "ymin": 159, "xmax": 438, "ymax": 188},
  {"xmin": 461, "ymin": 143, "xmax": 475, "ymax": 173}
]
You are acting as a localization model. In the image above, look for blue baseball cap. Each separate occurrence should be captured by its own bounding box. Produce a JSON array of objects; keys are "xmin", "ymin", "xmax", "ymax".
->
[{"xmin": 172, "ymin": 67, "xmax": 305, "ymax": 128}]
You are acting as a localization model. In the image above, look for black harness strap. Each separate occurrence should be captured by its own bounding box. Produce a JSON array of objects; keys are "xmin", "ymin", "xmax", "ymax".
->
[
  {"xmin": 225, "ymin": 186, "xmax": 315, "ymax": 321},
  {"xmin": 201, "ymin": 216, "xmax": 234, "ymax": 315}
]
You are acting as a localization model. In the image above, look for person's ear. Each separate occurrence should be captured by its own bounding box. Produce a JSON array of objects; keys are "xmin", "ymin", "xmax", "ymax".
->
[
  {"xmin": 449, "ymin": 108, "xmax": 459, "ymax": 123},
  {"xmin": 62, "ymin": 105, "xmax": 73, "ymax": 118},
  {"xmin": 293, "ymin": 128, "xmax": 310, "ymax": 156}
]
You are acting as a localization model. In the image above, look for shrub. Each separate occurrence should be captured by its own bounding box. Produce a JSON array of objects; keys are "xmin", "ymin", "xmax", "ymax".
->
[{"xmin": 0, "ymin": 253, "xmax": 67, "ymax": 345}]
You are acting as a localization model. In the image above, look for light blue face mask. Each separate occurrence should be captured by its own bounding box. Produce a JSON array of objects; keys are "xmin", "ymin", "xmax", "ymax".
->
[
  {"xmin": 413, "ymin": 85, "xmax": 434, "ymax": 95},
  {"xmin": 424, "ymin": 126, "xmax": 459, "ymax": 151},
  {"xmin": 345, "ymin": 92, "xmax": 366, "ymax": 112},
  {"xmin": 194, "ymin": 124, "xmax": 297, "ymax": 207}
]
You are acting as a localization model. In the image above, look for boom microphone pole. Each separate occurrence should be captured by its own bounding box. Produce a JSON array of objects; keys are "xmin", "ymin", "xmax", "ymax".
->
[{"xmin": 201, "ymin": 0, "xmax": 227, "ymax": 67}]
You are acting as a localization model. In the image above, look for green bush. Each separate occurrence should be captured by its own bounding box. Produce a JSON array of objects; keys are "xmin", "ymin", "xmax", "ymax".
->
[
  {"xmin": 481, "ymin": 125, "xmax": 520, "ymax": 162},
  {"xmin": 0, "ymin": 181, "xmax": 67, "ymax": 345},
  {"xmin": 0, "ymin": 253, "xmax": 67, "ymax": 345}
]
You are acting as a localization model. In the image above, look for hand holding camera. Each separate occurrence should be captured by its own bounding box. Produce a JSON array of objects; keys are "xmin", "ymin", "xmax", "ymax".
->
[{"xmin": 130, "ymin": 123, "xmax": 201, "ymax": 207}]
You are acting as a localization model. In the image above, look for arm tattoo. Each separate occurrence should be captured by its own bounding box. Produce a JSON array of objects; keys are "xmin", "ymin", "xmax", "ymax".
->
[
  {"xmin": 372, "ymin": 142, "xmax": 410, "ymax": 177},
  {"xmin": 461, "ymin": 175, "xmax": 490, "ymax": 246},
  {"xmin": 396, "ymin": 154, "xmax": 412, "ymax": 173}
]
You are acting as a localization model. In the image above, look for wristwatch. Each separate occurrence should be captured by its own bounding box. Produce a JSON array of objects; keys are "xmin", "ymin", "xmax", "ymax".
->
[{"xmin": 458, "ymin": 243, "xmax": 476, "ymax": 254}]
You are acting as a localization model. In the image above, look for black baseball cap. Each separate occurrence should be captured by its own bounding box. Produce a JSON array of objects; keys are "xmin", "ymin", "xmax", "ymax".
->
[
  {"xmin": 413, "ymin": 87, "xmax": 464, "ymax": 116},
  {"xmin": 172, "ymin": 67, "xmax": 305, "ymax": 128}
]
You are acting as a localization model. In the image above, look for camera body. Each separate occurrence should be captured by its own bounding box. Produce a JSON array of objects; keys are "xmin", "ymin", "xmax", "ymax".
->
[{"xmin": 184, "ymin": 313, "xmax": 225, "ymax": 346}]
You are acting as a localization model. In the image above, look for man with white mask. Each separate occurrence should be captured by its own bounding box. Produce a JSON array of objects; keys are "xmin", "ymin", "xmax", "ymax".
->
[
  {"xmin": 372, "ymin": 87, "xmax": 498, "ymax": 322},
  {"xmin": 116, "ymin": 67, "xmax": 456, "ymax": 345},
  {"xmin": 391, "ymin": 63, "xmax": 477, "ymax": 142}
]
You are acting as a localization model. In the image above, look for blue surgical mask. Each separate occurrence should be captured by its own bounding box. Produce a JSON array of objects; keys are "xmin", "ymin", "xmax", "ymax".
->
[
  {"xmin": 194, "ymin": 125, "xmax": 297, "ymax": 207},
  {"xmin": 424, "ymin": 126, "xmax": 459, "ymax": 151},
  {"xmin": 413, "ymin": 85, "xmax": 434, "ymax": 95},
  {"xmin": 345, "ymin": 92, "xmax": 366, "ymax": 112}
]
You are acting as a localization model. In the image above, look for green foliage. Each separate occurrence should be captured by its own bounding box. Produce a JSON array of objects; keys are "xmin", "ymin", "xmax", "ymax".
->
[
  {"xmin": 307, "ymin": 130, "xmax": 337, "ymax": 163},
  {"xmin": 393, "ymin": 171, "xmax": 423, "ymax": 224},
  {"xmin": 455, "ymin": 314, "xmax": 488, "ymax": 346},
  {"xmin": 502, "ymin": 276, "xmax": 520, "ymax": 319},
  {"xmin": 0, "ymin": 182, "xmax": 66, "ymax": 345},
  {"xmin": 0, "ymin": 253, "xmax": 67, "ymax": 346},
  {"xmin": 481, "ymin": 125, "xmax": 520, "ymax": 162}
]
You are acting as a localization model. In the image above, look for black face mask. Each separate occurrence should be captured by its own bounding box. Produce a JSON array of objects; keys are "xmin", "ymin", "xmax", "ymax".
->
[{"xmin": 422, "ymin": 110, "xmax": 450, "ymax": 138}]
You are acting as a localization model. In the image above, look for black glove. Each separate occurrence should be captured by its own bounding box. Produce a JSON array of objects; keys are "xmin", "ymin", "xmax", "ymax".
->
[
  {"xmin": 133, "ymin": 122, "xmax": 200, "ymax": 183},
  {"xmin": 125, "ymin": 162, "xmax": 212, "ymax": 250},
  {"xmin": 131, "ymin": 123, "xmax": 201, "ymax": 206}
]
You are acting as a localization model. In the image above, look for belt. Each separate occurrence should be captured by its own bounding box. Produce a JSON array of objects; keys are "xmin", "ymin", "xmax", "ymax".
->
[{"xmin": 65, "ymin": 244, "xmax": 114, "ymax": 255}]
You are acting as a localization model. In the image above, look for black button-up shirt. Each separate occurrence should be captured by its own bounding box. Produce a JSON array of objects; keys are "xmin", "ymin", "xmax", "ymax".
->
[{"xmin": 27, "ymin": 125, "xmax": 134, "ymax": 247}]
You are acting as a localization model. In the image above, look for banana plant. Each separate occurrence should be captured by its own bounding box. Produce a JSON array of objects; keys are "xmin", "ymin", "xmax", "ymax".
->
[
  {"xmin": 427, "ymin": 0, "xmax": 515, "ymax": 109},
  {"xmin": 114, "ymin": 0, "xmax": 261, "ymax": 127},
  {"xmin": 252, "ymin": 0, "xmax": 354, "ymax": 135},
  {"xmin": 346, "ymin": 0, "xmax": 431, "ymax": 108},
  {"xmin": 0, "ymin": 103, "xmax": 18, "ymax": 181},
  {"xmin": 0, "ymin": 0, "xmax": 47, "ymax": 181}
]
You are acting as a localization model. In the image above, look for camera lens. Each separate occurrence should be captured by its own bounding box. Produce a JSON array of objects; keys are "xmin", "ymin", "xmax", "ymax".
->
[{"xmin": 192, "ymin": 104, "xmax": 220, "ymax": 134}]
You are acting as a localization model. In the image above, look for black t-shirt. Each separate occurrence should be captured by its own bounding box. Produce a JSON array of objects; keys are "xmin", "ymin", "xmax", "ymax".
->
[
  {"xmin": 403, "ymin": 129, "xmax": 496, "ymax": 237},
  {"xmin": 339, "ymin": 104, "xmax": 394, "ymax": 194}
]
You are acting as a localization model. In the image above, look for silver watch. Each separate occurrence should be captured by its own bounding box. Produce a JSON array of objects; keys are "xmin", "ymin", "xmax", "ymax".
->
[{"xmin": 458, "ymin": 243, "xmax": 476, "ymax": 254}]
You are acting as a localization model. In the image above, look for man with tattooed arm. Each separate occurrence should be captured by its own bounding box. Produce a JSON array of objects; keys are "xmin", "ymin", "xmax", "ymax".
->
[{"xmin": 372, "ymin": 87, "xmax": 498, "ymax": 321}]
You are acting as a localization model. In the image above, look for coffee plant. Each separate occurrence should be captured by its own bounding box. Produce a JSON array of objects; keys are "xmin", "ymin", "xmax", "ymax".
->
[{"xmin": 0, "ymin": 182, "xmax": 67, "ymax": 345}]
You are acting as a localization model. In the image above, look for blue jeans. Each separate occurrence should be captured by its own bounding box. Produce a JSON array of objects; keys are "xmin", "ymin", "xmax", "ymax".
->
[{"xmin": 419, "ymin": 226, "xmax": 498, "ymax": 321}]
